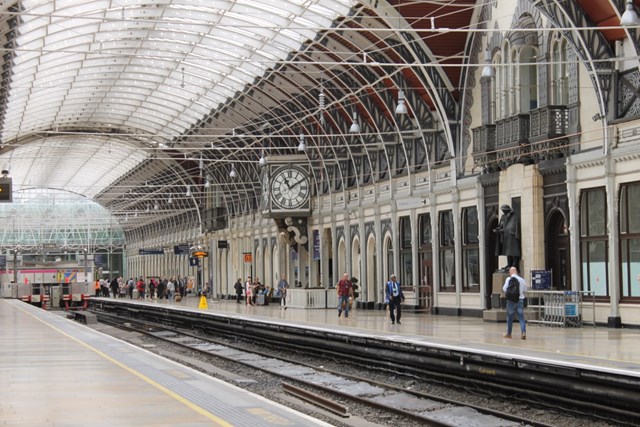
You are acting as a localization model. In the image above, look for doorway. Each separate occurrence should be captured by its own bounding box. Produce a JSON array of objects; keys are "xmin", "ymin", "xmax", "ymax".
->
[{"xmin": 546, "ymin": 210, "xmax": 570, "ymax": 290}]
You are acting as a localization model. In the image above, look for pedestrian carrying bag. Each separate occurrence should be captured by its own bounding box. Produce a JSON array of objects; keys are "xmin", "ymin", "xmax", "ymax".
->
[{"xmin": 505, "ymin": 277, "xmax": 520, "ymax": 302}]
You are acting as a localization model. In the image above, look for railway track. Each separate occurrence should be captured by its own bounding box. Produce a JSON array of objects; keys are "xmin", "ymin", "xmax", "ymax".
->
[{"xmin": 95, "ymin": 311, "xmax": 551, "ymax": 427}]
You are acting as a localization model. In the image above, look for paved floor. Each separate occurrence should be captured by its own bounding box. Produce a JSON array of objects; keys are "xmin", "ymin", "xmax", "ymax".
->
[{"xmin": 0, "ymin": 299, "xmax": 334, "ymax": 427}]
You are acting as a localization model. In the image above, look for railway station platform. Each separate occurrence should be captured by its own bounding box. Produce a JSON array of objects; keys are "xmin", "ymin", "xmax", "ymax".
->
[
  {"xmin": 0, "ymin": 299, "xmax": 332, "ymax": 427},
  {"xmin": 116, "ymin": 294, "xmax": 640, "ymax": 374}
]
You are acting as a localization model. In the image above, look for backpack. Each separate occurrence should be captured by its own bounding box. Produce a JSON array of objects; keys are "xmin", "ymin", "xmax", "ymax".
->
[{"xmin": 505, "ymin": 276, "xmax": 520, "ymax": 302}]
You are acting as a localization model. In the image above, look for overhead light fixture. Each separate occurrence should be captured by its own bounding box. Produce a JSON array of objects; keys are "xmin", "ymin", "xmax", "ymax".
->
[
  {"xmin": 154, "ymin": 203, "xmax": 159, "ymax": 210},
  {"xmin": 481, "ymin": 49, "xmax": 494, "ymax": 78},
  {"xmin": 229, "ymin": 164, "xmax": 237, "ymax": 178},
  {"xmin": 621, "ymin": 0, "xmax": 640, "ymax": 25},
  {"xmin": 349, "ymin": 111, "xmax": 360, "ymax": 133},
  {"xmin": 168, "ymin": 196, "xmax": 173, "ymax": 204},
  {"xmin": 258, "ymin": 151, "xmax": 267, "ymax": 166},
  {"xmin": 395, "ymin": 90, "xmax": 408, "ymax": 115},
  {"xmin": 185, "ymin": 185, "xmax": 192, "ymax": 197},
  {"xmin": 145, "ymin": 204, "xmax": 150, "ymax": 213},
  {"xmin": 298, "ymin": 133, "xmax": 306, "ymax": 152},
  {"xmin": 204, "ymin": 176, "xmax": 211, "ymax": 188}
]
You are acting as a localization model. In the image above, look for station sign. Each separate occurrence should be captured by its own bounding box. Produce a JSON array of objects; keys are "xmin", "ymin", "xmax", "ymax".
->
[
  {"xmin": 192, "ymin": 250, "xmax": 209, "ymax": 258},
  {"xmin": 139, "ymin": 248, "xmax": 164, "ymax": 255},
  {"xmin": 173, "ymin": 244, "xmax": 190, "ymax": 255},
  {"xmin": 189, "ymin": 257, "xmax": 200, "ymax": 267},
  {"xmin": 243, "ymin": 252, "xmax": 253, "ymax": 263},
  {"xmin": 0, "ymin": 255, "xmax": 6, "ymax": 268}
]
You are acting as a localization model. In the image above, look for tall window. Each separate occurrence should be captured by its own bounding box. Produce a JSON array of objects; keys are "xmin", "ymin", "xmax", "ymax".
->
[
  {"xmin": 519, "ymin": 46, "xmax": 538, "ymax": 112},
  {"xmin": 399, "ymin": 216, "xmax": 412, "ymax": 286},
  {"xmin": 462, "ymin": 207, "xmax": 479, "ymax": 293},
  {"xmin": 418, "ymin": 213, "xmax": 433, "ymax": 306},
  {"xmin": 620, "ymin": 182, "xmax": 640, "ymax": 298},
  {"xmin": 439, "ymin": 210, "xmax": 455, "ymax": 292},
  {"xmin": 495, "ymin": 39, "xmax": 539, "ymax": 119},
  {"xmin": 551, "ymin": 34, "xmax": 569, "ymax": 105},
  {"xmin": 580, "ymin": 188, "xmax": 608, "ymax": 297}
]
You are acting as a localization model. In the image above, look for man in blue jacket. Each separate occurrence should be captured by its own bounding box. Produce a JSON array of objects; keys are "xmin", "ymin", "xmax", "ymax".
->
[{"xmin": 385, "ymin": 274, "xmax": 405, "ymax": 324}]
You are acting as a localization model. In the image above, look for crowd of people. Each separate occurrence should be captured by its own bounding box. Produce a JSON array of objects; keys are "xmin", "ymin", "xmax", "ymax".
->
[
  {"xmin": 94, "ymin": 276, "xmax": 190, "ymax": 300},
  {"xmin": 242, "ymin": 275, "xmax": 277, "ymax": 305}
]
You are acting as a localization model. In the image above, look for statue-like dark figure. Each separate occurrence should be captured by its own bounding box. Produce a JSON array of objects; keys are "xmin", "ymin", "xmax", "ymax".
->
[{"xmin": 494, "ymin": 204, "xmax": 521, "ymax": 272}]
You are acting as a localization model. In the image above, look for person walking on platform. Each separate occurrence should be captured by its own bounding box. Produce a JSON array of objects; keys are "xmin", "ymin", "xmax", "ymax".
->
[
  {"xmin": 503, "ymin": 266, "xmax": 527, "ymax": 340},
  {"xmin": 94, "ymin": 279, "xmax": 100, "ymax": 297},
  {"xmin": 234, "ymin": 278, "xmax": 243, "ymax": 303},
  {"xmin": 337, "ymin": 273, "xmax": 353, "ymax": 318},
  {"xmin": 245, "ymin": 276, "xmax": 254, "ymax": 305},
  {"xmin": 385, "ymin": 274, "xmax": 405, "ymax": 324},
  {"xmin": 166, "ymin": 278, "xmax": 175, "ymax": 300},
  {"xmin": 277, "ymin": 274, "xmax": 289, "ymax": 310}
]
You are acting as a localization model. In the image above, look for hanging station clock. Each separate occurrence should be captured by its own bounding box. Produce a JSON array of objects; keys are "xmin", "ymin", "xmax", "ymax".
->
[{"xmin": 270, "ymin": 165, "xmax": 310, "ymax": 211}]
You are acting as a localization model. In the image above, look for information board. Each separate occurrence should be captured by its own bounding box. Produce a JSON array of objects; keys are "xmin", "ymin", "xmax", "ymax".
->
[{"xmin": 530, "ymin": 269, "xmax": 552, "ymax": 290}]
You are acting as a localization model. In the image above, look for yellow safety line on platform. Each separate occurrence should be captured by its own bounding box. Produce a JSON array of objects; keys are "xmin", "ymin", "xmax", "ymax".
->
[{"xmin": 10, "ymin": 301, "xmax": 232, "ymax": 427}]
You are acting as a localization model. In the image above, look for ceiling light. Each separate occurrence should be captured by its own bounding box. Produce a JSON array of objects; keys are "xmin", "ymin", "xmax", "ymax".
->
[
  {"xmin": 154, "ymin": 203, "xmax": 159, "ymax": 210},
  {"xmin": 229, "ymin": 165, "xmax": 237, "ymax": 178},
  {"xmin": 258, "ymin": 152, "xmax": 267, "ymax": 166},
  {"xmin": 349, "ymin": 111, "xmax": 360, "ymax": 133},
  {"xmin": 204, "ymin": 177, "xmax": 210, "ymax": 188},
  {"xmin": 621, "ymin": 0, "xmax": 640, "ymax": 25},
  {"xmin": 395, "ymin": 90, "xmax": 408, "ymax": 115},
  {"xmin": 168, "ymin": 196, "xmax": 173, "ymax": 204},
  {"xmin": 186, "ymin": 185, "xmax": 191, "ymax": 197},
  {"xmin": 298, "ymin": 133, "xmax": 306, "ymax": 152}
]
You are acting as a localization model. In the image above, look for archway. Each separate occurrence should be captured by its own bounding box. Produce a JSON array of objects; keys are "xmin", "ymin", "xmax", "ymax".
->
[
  {"xmin": 546, "ymin": 210, "xmax": 570, "ymax": 290},
  {"xmin": 366, "ymin": 234, "xmax": 377, "ymax": 308},
  {"xmin": 351, "ymin": 237, "xmax": 361, "ymax": 304},
  {"xmin": 264, "ymin": 243, "xmax": 273, "ymax": 287},
  {"xmin": 383, "ymin": 233, "xmax": 393, "ymax": 302},
  {"xmin": 337, "ymin": 238, "xmax": 346, "ymax": 281}
]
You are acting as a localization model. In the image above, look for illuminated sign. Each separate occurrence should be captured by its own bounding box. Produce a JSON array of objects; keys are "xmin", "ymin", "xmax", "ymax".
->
[
  {"xmin": 243, "ymin": 253, "xmax": 253, "ymax": 263},
  {"xmin": 192, "ymin": 251, "xmax": 209, "ymax": 258}
]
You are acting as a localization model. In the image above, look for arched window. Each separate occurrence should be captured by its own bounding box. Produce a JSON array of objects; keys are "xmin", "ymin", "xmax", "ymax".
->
[
  {"xmin": 551, "ymin": 34, "xmax": 569, "ymax": 105},
  {"xmin": 519, "ymin": 46, "xmax": 538, "ymax": 112}
]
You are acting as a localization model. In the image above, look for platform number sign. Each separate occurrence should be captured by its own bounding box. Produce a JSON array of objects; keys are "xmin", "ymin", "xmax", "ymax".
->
[{"xmin": 243, "ymin": 253, "xmax": 253, "ymax": 263}]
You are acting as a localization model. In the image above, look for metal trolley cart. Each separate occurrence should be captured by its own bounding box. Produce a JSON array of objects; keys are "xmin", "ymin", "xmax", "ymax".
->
[{"xmin": 526, "ymin": 290, "xmax": 595, "ymax": 327}]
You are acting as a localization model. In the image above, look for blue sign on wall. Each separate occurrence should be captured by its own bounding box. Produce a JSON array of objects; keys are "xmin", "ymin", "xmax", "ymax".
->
[
  {"xmin": 0, "ymin": 255, "xmax": 6, "ymax": 268},
  {"xmin": 531, "ymin": 269, "xmax": 552, "ymax": 290}
]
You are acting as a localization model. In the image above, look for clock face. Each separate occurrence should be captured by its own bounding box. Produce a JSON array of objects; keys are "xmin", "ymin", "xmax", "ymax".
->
[{"xmin": 271, "ymin": 167, "xmax": 310, "ymax": 210}]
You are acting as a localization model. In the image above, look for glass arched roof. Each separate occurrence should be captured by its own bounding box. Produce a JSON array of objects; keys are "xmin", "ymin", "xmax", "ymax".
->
[{"xmin": 1, "ymin": 0, "xmax": 353, "ymax": 197}]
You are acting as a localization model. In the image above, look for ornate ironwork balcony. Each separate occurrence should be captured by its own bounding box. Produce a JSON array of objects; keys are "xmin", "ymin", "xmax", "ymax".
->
[
  {"xmin": 472, "ymin": 124, "xmax": 496, "ymax": 172},
  {"xmin": 529, "ymin": 105, "xmax": 568, "ymax": 140},
  {"xmin": 529, "ymin": 106, "xmax": 569, "ymax": 160}
]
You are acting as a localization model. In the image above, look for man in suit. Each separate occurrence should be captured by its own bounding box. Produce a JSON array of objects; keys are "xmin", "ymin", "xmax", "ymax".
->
[{"xmin": 385, "ymin": 274, "xmax": 405, "ymax": 324}]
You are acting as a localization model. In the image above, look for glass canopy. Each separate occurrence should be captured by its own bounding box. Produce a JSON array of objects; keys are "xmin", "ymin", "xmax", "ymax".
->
[{"xmin": 0, "ymin": 188, "xmax": 125, "ymax": 251}]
